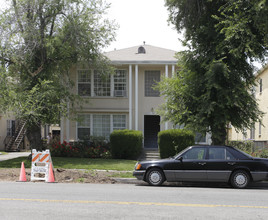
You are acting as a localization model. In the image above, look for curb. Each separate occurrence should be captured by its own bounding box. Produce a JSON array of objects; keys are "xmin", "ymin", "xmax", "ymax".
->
[{"xmin": 113, "ymin": 178, "xmax": 143, "ymax": 185}]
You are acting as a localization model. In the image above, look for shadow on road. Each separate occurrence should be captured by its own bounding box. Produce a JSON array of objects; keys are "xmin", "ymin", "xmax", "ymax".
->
[{"xmin": 135, "ymin": 181, "xmax": 268, "ymax": 190}]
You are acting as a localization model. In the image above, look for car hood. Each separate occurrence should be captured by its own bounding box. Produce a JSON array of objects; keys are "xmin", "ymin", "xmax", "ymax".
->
[{"xmin": 139, "ymin": 158, "xmax": 174, "ymax": 165}]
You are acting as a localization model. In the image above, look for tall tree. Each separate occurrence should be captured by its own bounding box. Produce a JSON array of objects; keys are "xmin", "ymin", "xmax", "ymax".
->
[
  {"xmin": 0, "ymin": 0, "xmax": 116, "ymax": 150},
  {"xmin": 158, "ymin": 0, "xmax": 267, "ymax": 144}
]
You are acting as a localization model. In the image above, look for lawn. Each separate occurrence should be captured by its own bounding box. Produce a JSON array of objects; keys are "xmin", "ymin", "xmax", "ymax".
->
[{"xmin": 0, "ymin": 157, "xmax": 137, "ymax": 171}]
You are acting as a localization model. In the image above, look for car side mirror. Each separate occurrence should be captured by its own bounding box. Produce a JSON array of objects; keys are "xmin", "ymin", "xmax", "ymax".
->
[{"xmin": 177, "ymin": 156, "xmax": 183, "ymax": 162}]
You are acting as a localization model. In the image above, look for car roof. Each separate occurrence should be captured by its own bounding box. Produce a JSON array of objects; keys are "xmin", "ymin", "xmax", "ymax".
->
[{"xmin": 191, "ymin": 145, "xmax": 234, "ymax": 149}]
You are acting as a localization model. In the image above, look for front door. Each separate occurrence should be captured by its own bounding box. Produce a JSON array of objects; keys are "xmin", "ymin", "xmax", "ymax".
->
[
  {"xmin": 144, "ymin": 115, "xmax": 160, "ymax": 149},
  {"xmin": 174, "ymin": 146, "xmax": 208, "ymax": 181}
]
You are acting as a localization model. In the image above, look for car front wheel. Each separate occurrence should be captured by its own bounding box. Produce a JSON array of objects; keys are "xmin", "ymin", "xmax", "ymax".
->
[
  {"xmin": 146, "ymin": 168, "xmax": 165, "ymax": 186},
  {"xmin": 230, "ymin": 170, "xmax": 250, "ymax": 189}
]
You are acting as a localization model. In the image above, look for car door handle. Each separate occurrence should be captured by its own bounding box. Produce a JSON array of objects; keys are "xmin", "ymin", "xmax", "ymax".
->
[
  {"xmin": 228, "ymin": 162, "xmax": 236, "ymax": 165},
  {"xmin": 198, "ymin": 162, "xmax": 206, "ymax": 166}
]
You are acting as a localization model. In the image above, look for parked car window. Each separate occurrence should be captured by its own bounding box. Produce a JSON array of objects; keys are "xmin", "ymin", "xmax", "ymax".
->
[
  {"xmin": 182, "ymin": 147, "xmax": 206, "ymax": 160},
  {"xmin": 227, "ymin": 147, "xmax": 251, "ymax": 160},
  {"xmin": 209, "ymin": 147, "xmax": 225, "ymax": 160},
  {"xmin": 209, "ymin": 147, "xmax": 236, "ymax": 160}
]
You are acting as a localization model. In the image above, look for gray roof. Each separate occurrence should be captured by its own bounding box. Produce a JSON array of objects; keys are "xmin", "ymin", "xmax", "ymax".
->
[{"xmin": 104, "ymin": 45, "xmax": 177, "ymax": 65}]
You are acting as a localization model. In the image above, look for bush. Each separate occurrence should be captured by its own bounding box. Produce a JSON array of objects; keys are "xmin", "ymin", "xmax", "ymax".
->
[
  {"xmin": 49, "ymin": 136, "xmax": 111, "ymax": 158},
  {"xmin": 158, "ymin": 129, "xmax": 195, "ymax": 159},
  {"xmin": 227, "ymin": 140, "xmax": 254, "ymax": 154},
  {"xmin": 110, "ymin": 130, "xmax": 143, "ymax": 159}
]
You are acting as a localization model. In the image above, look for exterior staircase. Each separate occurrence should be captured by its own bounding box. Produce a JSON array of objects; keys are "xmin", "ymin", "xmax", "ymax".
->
[
  {"xmin": 139, "ymin": 148, "xmax": 160, "ymax": 161},
  {"xmin": 5, "ymin": 119, "xmax": 27, "ymax": 152}
]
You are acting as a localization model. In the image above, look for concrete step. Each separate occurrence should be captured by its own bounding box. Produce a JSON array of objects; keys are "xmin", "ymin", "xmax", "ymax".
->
[{"xmin": 139, "ymin": 149, "xmax": 160, "ymax": 161}]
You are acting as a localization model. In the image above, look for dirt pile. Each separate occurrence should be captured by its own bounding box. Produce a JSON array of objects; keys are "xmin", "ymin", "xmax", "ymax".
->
[{"xmin": 0, "ymin": 168, "xmax": 121, "ymax": 184}]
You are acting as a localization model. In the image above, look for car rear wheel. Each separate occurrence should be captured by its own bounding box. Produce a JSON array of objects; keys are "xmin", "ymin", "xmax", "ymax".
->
[
  {"xmin": 230, "ymin": 170, "xmax": 250, "ymax": 189},
  {"xmin": 146, "ymin": 168, "xmax": 165, "ymax": 186}
]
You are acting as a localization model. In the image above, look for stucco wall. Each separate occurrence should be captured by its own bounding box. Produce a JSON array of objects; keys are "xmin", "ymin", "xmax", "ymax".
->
[
  {"xmin": 230, "ymin": 65, "xmax": 268, "ymax": 143},
  {"xmin": 64, "ymin": 63, "xmax": 175, "ymax": 142}
]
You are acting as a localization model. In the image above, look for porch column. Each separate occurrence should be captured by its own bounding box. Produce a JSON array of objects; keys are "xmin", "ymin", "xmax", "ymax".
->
[
  {"xmin": 172, "ymin": 64, "xmax": 175, "ymax": 77},
  {"xmin": 165, "ymin": 65, "xmax": 169, "ymax": 130},
  {"xmin": 129, "ymin": 65, "xmax": 132, "ymax": 130},
  {"xmin": 60, "ymin": 117, "xmax": 64, "ymax": 143},
  {"xmin": 66, "ymin": 102, "xmax": 70, "ymax": 142},
  {"xmin": 135, "ymin": 64, "xmax": 139, "ymax": 130}
]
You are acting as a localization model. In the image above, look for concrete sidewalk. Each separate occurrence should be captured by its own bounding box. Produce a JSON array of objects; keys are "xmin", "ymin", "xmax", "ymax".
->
[{"xmin": 0, "ymin": 152, "xmax": 31, "ymax": 162}]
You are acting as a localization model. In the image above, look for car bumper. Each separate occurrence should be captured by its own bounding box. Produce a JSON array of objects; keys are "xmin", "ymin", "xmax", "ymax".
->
[
  {"xmin": 133, "ymin": 170, "xmax": 146, "ymax": 180},
  {"xmin": 251, "ymin": 171, "xmax": 268, "ymax": 182}
]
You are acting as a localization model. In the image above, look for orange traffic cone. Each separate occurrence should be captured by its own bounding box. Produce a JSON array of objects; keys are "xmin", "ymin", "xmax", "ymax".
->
[
  {"xmin": 18, "ymin": 162, "xmax": 27, "ymax": 182},
  {"xmin": 47, "ymin": 162, "xmax": 55, "ymax": 183}
]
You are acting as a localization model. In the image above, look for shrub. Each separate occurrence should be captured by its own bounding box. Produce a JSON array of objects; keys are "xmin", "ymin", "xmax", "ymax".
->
[
  {"xmin": 158, "ymin": 129, "xmax": 195, "ymax": 159},
  {"xmin": 227, "ymin": 140, "xmax": 254, "ymax": 154},
  {"xmin": 49, "ymin": 136, "xmax": 111, "ymax": 158},
  {"xmin": 110, "ymin": 130, "xmax": 143, "ymax": 159}
]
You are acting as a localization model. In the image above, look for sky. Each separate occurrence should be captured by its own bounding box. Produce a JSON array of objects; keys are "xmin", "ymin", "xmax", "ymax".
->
[
  {"xmin": 105, "ymin": 0, "xmax": 185, "ymax": 52},
  {"xmin": 0, "ymin": 0, "xmax": 184, "ymax": 52}
]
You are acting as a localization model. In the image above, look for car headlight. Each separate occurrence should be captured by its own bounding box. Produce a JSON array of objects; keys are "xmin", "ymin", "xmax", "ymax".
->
[{"xmin": 135, "ymin": 163, "xmax": 142, "ymax": 170}]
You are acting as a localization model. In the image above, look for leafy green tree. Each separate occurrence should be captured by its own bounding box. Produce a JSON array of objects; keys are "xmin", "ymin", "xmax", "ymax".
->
[
  {"xmin": 0, "ymin": 0, "xmax": 116, "ymax": 150},
  {"xmin": 159, "ymin": 0, "xmax": 267, "ymax": 145}
]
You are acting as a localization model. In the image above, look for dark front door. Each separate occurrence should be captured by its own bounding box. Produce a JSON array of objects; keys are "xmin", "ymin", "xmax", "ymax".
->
[{"xmin": 144, "ymin": 115, "xmax": 160, "ymax": 149}]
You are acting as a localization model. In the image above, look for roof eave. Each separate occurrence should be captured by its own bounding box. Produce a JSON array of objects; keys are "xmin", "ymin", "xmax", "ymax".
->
[{"xmin": 110, "ymin": 60, "xmax": 177, "ymax": 65}]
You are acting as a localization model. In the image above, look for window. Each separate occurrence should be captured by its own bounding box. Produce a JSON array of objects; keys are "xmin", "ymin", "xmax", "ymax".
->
[
  {"xmin": 250, "ymin": 125, "xmax": 255, "ymax": 140},
  {"xmin": 145, "ymin": 71, "xmax": 160, "ymax": 97},
  {"xmin": 259, "ymin": 121, "xmax": 262, "ymax": 136},
  {"xmin": 78, "ymin": 70, "xmax": 91, "ymax": 96},
  {"xmin": 113, "ymin": 115, "xmax": 126, "ymax": 130},
  {"xmin": 77, "ymin": 115, "xmax": 91, "ymax": 140},
  {"xmin": 259, "ymin": 78, "xmax": 262, "ymax": 93},
  {"xmin": 182, "ymin": 147, "xmax": 206, "ymax": 160},
  {"xmin": 93, "ymin": 115, "xmax": 111, "ymax": 138},
  {"xmin": 77, "ymin": 69, "xmax": 128, "ymax": 97},
  {"xmin": 94, "ymin": 71, "xmax": 111, "ymax": 96},
  {"xmin": 114, "ymin": 70, "xmax": 127, "ymax": 97},
  {"xmin": 7, "ymin": 120, "xmax": 15, "ymax": 136},
  {"xmin": 77, "ymin": 114, "xmax": 126, "ymax": 140}
]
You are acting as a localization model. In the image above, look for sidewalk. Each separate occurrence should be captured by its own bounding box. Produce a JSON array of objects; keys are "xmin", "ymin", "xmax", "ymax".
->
[{"xmin": 0, "ymin": 152, "xmax": 31, "ymax": 162}]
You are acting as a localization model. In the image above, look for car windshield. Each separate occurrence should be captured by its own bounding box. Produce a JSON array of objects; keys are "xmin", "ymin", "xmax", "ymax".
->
[{"xmin": 174, "ymin": 147, "xmax": 192, "ymax": 159}]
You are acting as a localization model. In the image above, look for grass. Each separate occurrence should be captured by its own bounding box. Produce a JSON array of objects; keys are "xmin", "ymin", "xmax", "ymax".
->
[
  {"xmin": 0, "ymin": 157, "xmax": 137, "ymax": 171},
  {"xmin": 108, "ymin": 172, "xmax": 134, "ymax": 178}
]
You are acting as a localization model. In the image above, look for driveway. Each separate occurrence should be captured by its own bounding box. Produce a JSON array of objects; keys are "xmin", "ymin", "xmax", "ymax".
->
[{"xmin": 0, "ymin": 152, "xmax": 31, "ymax": 162}]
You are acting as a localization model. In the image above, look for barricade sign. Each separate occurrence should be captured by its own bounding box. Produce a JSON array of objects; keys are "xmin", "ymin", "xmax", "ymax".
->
[{"xmin": 31, "ymin": 149, "xmax": 53, "ymax": 182}]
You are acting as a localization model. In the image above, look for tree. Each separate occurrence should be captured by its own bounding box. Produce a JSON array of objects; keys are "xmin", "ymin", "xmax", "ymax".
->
[
  {"xmin": 0, "ymin": 0, "xmax": 116, "ymax": 150},
  {"xmin": 159, "ymin": 0, "xmax": 267, "ymax": 145}
]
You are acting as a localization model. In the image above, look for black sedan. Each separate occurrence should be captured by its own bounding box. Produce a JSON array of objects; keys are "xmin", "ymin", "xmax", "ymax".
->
[{"xmin": 133, "ymin": 145, "xmax": 268, "ymax": 188}]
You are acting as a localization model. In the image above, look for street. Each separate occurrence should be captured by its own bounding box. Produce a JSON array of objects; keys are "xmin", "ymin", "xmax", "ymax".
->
[{"xmin": 0, "ymin": 181, "xmax": 268, "ymax": 220}]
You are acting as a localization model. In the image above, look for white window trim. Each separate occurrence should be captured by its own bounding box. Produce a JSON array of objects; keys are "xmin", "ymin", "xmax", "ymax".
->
[
  {"xmin": 77, "ymin": 69, "xmax": 128, "ymax": 98},
  {"xmin": 76, "ymin": 114, "xmax": 127, "ymax": 140}
]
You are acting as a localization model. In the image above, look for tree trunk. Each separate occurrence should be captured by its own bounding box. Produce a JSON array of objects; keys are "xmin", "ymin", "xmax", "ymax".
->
[
  {"xmin": 211, "ymin": 125, "xmax": 227, "ymax": 145},
  {"xmin": 26, "ymin": 123, "xmax": 43, "ymax": 151}
]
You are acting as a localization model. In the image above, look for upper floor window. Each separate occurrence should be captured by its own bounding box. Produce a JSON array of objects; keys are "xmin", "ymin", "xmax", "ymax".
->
[
  {"xmin": 7, "ymin": 120, "xmax": 15, "ymax": 136},
  {"xmin": 114, "ymin": 70, "xmax": 127, "ymax": 97},
  {"xmin": 78, "ymin": 70, "xmax": 91, "ymax": 96},
  {"xmin": 145, "ymin": 70, "xmax": 160, "ymax": 97},
  {"xmin": 94, "ymin": 70, "xmax": 111, "ymax": 96},
  {"xmin": 259, "ymin": 78, "xmax": 262, "ymax": 93},
  {"xmin": 77, "ymin": 69, "xmax": 127, "ymax": 97}
]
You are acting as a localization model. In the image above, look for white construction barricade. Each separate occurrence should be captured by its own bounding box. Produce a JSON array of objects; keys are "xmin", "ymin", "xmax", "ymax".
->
[{"xmin": 31, "ymin": 149, "xmax": 53, "ymax": 182}]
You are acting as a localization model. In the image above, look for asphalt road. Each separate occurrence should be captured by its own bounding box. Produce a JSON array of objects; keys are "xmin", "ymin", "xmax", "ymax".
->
[{"xmin": 0, "ymin": 181, "xmax": 268, "ymax": 220}]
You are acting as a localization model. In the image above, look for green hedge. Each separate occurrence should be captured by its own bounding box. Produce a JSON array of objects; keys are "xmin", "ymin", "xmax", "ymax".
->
[
  {"xmin": 110, "ymin": 130, "xmax": 143, "ymax": 159},
  {"xmin": 227, "ymin": 140, "xmax": 254, "ymax": 154},
  {"xmin": 158, "ymin": 129, "xmax": 195, "ymax": 158}
]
